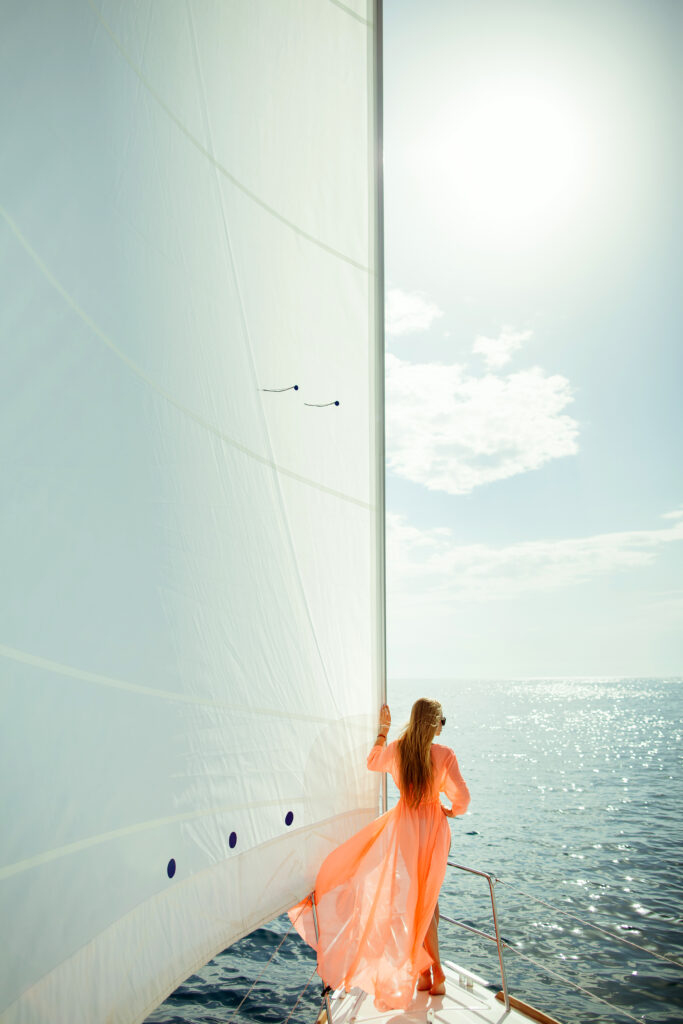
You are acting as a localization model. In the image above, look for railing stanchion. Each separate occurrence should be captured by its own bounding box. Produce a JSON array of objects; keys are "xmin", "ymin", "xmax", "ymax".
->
[
  {"xmin": 486, "ymin": 874, "xmax": 510, "ymax": 1012},
  {"xmin": 310, "ymin": 893, "xmax": 334, "ymax": 1024},
  {"xmin": 446, "ymin": 860, "xmax": 511, "ymax": 1007}
]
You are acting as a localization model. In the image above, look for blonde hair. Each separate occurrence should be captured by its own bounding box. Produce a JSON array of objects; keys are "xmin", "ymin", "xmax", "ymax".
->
[{"xmin": 396, "ymin": 698, "xmax": 442, "ymax": 808}]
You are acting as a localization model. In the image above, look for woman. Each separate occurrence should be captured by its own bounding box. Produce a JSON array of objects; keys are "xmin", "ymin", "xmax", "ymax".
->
[{"xmin": 289, "ymin": 698, "xmax": 470, "ymax": 1010}]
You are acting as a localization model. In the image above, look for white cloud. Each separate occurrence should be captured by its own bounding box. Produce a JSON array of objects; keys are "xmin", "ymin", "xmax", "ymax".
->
[
  {"xmin": 387, "ymin": 509, "xmax": 683, "ymax": 605},
  {"xmin": 472, "ymin": 326, "xmax": 532, "ymax": 368},
  {"xmin": 385, "ymin": 288, "xmax": 443, "ymax": 337},
  {"xmin": 386, "ymin": 353, "xmax": 578, "ymax": 494}
]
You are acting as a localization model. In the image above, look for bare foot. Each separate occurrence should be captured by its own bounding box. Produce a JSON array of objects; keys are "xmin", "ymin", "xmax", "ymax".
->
[
  {"xmin": 417, "ymin": 969, "xmax": 432, "ymax": 991},
  {"xmin": 430, "ymin": 968, "xmax": 446, "ymax": 996}
]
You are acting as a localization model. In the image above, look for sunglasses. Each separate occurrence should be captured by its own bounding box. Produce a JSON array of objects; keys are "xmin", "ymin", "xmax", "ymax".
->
[{"xmin": 440, "ymin": 717, "xmax": 446, "ymax": 726}]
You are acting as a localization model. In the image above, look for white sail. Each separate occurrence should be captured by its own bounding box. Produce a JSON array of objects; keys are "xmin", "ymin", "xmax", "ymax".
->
[{"xmin": 0, "ymin": 1, "xmax": 384, "ymax": 1021}]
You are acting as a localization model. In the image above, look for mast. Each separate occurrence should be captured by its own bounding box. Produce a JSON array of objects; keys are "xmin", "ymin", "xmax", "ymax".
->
[{"xmin": 373, "ymin": 0, "xmax": 388, "ymax": 816}]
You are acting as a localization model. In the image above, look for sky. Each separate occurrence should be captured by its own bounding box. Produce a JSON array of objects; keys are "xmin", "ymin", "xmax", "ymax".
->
[{"xmin": 382, "ymin": 0, "xmax": 682, "ymax": 679}]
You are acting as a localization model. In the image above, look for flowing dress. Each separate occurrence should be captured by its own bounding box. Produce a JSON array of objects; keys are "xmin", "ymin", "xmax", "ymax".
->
[{"xmin": 289, "ymin": 740, "xmax": 470, "ymax": 1010}]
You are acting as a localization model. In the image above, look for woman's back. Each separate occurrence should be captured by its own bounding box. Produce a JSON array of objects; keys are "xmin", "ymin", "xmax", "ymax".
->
[{"xmin": 367, "ymin": 739, "xmax": 470, "ymax": 814}]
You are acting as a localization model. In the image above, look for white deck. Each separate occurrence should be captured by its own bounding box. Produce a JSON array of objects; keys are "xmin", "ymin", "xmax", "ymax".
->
[{"xmin": 326, "ymin": 960, "xmax": 562, "ymax": 1024}]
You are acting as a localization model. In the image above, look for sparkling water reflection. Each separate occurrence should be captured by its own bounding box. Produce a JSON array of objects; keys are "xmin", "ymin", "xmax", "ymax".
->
[{"xmin": 146, "ymin": 677, "xmax": 682, "ymax": 1024}]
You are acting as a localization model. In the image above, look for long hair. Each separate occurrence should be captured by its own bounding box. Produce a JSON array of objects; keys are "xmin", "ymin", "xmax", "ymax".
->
[{"xmin": 396, "ymin": 698, "xmax": 442, "ymax": 808}]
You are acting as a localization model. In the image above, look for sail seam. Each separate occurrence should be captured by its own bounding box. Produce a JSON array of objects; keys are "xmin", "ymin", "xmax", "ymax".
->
[
  {"xmin": 0, "ymin": 642, "xmax": 336, "ymax": 722},
  {"xmin": 85, "ymin": 0, "xmax": 372, "ymax": 274},
  {"xmin": 0, "ymin": 206, "xmax": 373, "ymax": 511},
  {"xmin": 326, "ymin": 0, "xmax": 373, "ymax": 26},
  {"xmin": 0, "ymin": 805, "xmax": 376, "ymax": 884},
  {"xmin": 0, "ymin": 798, "xmax": 304, "ymax": 882}
]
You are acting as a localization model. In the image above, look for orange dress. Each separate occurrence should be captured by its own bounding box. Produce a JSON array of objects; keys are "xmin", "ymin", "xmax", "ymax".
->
[{"xmin": 289, "ymin": 741, "xmax": 470, "ymax": 1010}]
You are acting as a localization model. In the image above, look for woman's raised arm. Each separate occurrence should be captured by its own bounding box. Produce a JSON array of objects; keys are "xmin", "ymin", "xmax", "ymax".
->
[{"xmin": 367, "ymin": 703, "xmax": 393, "ymax": 770}]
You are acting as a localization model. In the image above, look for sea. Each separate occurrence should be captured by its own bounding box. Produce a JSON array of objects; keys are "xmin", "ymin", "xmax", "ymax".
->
[{"xmin": 145, "ymin": 677, "xmax": 683, "ymax": 1024}]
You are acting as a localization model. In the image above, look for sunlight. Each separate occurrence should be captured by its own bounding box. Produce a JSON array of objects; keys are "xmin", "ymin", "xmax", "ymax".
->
[{"xmin": 415, "ymin": 77, "xmax": 598, "ymax": 249}]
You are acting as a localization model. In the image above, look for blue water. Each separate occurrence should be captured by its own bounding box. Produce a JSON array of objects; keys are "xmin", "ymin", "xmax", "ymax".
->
[{"xmin": 146, "ymin": 677, "xmax": 683, "ymax": 1024}]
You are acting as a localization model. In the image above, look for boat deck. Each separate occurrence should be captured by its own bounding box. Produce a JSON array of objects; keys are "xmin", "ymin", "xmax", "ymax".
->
[{"xmin": 325, "ymin": 960, "xmax": 563, "ymax": 1024}]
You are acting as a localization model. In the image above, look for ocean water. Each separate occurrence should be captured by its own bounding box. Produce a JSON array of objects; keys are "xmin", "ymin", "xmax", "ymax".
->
[{"xmin": 146, "ymin": 677, "xmax": 683, "ymax": 1024}]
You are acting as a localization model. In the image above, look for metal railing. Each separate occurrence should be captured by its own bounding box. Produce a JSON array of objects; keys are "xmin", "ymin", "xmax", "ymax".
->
[
  {"xmin": 440, "ymin": 862, "xmax": 683, "ymax": 1024},
  {"xmin": 441, "ymin": 859, "xmax": 510, "ymax": 1011}
]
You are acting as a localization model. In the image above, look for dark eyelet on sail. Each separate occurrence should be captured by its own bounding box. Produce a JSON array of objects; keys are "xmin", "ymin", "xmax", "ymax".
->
[
  {"xmin": 167, "ymin": 859, "xmax": 176, "ymax": 879},
  {"xmin": 285, "ymin": 811, "xmax": 294, "ymax": 827},
  {"xmin": 229, "ymin": 832, "xmax": 237, "ymax": 849}
]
